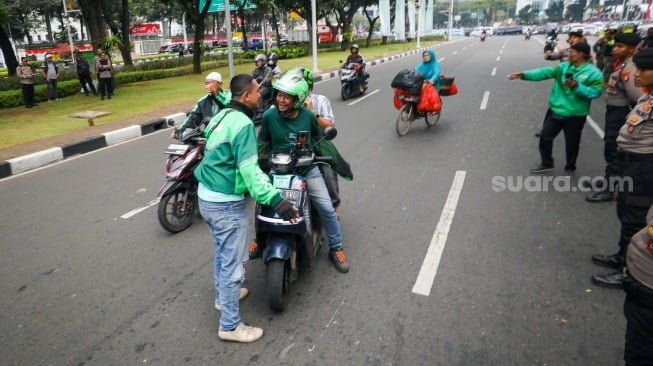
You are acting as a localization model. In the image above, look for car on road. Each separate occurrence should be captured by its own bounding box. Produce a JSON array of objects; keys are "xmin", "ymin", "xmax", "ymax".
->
[
  {"xmin": 158, "ymin": 43, "xmax": 191, "ymax": 54},
  {"xmin": 246, "ymin": 38, "xmax": 264, "ymax": 50},
  {"xmin": 470, "ymin": 27, "xmax": 493, "ymax": 37}
]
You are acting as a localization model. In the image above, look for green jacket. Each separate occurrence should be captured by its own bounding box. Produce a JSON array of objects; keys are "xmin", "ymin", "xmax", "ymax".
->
[
  {"xmin": 194, "ymin": 102, "xmax": 283, "ymax": 207},
  {"xmin": 522, "ymin": 61, "xmax": 604, "ymax": 117}
]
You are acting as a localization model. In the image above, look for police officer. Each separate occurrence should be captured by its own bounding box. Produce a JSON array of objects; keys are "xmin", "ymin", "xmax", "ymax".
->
[
  {"xmin": 586, "ymin": 32, "xmax": 644, "ymax": 203},
  {"xmin": 592, "ymin": 48, "xmax": 653, "ymax": 288},
  {"xmin": 621, "ymin": 204, "xmax": 653, "ymax": 365}
]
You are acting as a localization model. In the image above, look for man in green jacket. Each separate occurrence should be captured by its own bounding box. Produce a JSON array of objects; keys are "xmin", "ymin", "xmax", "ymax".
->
[
  {"xmin": 194, "ymin": 74, "xmax": 298, "ymax": 343},
  {"xmin": 508, "ymin": 42, "xmax": 604, "ymax": 173}
]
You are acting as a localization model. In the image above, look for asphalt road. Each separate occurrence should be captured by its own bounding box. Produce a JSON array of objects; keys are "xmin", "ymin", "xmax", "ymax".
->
[{"xmin": 0, "ymin": 35, "xmax": 628, "ymax": 366}]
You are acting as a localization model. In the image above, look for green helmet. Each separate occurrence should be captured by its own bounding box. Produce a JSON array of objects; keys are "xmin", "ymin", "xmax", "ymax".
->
[
  {"xmin": 273, "ymin": 73, "xmax": 309, "ymax": 110},
  {"xmin": 286, "ymin": 67, "xmax": 314, "ymax": 90}
]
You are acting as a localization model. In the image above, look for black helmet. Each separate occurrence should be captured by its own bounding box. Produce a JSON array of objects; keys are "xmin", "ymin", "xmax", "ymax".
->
[
  {"xmin": 286, "ymin": 66, "xmax": 314, "ymax": 91},
  {"xmin": 267, "ymin": 52, "xmax": 279, "ymax": 66}
]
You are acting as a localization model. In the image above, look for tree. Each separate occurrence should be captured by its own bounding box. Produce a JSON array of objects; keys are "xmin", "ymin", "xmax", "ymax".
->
[
  {"xmin": 170, "ymin": 0, "xmax": 213, "ymax": 74},
  {"xmin": 566, "ymin": 0, "xmax": 588, "ymax": 22},
  {"xmin": 362, "ymin": 0, "xmax": 379, "ymax": 47},
  {"xmin": 517, "ymin": 4, "xmax": 539, "ymax": 24},
  {"xmin": 0, "ymin": 4, "xmax": 19, "ymax": 76},
  {"xmin": 546, "ymin": 0, "xmax": 565, "ymax": 22}
]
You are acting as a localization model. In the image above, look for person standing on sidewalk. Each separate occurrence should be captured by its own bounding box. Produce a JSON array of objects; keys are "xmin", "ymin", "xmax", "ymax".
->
[
  {"xmin": 592, "ymin": 48, "xmax": 653, "ymax": 289},
  {"xmin": 17, "ymin": 57, "xmax": 36, "ymax": 108},
  {"xmin": 75, "ymin": 52, "xmax": 97, "ymax": 96},
  {"xmin": 508, "ymin": 43, "xmax": 604, "ymax": 174},
  {"xmin": 96, "ymin": 52, "xmax": 113, "ymax": 100},
  {"xmin": 587, "ymin": 32, "xmax": 644, "ymax": 203},
  {"xmin": 194, "ymin": 74, "xmax": 298, "ymax": 343},
  {"xmin": 41, "ymin": 54, "xmax": 60, "ymax": 102}
]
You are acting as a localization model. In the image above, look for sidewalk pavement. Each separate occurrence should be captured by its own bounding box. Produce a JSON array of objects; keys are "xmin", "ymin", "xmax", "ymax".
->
[{"xmin": 0, "ymin": 43, "xmax": 448, "ymax": 179}]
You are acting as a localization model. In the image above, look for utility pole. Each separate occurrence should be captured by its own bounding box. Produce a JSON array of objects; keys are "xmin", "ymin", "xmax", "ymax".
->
[{"xmin": 62, "ymin": 0, "xmax": 78, "ymax": 65}]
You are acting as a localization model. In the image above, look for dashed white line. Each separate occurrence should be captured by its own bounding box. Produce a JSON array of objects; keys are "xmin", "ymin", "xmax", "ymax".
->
[
  {"xmin": 121, "ymin": 199, "xmax": 160, "ymax": 219},
  {"xmin": 347, "ymin": 89, "xmax": 380, "ymax": 105},
  {"xmin": 480, "ymin": 91, "xmax": 490, "ymax": 110},
  {"xmin": 491, "ymin": 67, "xmax": 497, "ymax": 76},
  {"xmin": 438, "ymin": 57, "xmax": 446, "ymax": 62},
  {"xmin": 587, "ymin": 115, "xmax": 605, "ymax": 139},
  {"xmin": 452, "ymin": 51, "xmax": 458, "ymax": 55},
  {"xmin": 496, "ymin": 56, "xmax": 501, "ymax": 62},
  {"xmin": 412, "ymin": 170, "xmax": 467, "ymax": 296}
]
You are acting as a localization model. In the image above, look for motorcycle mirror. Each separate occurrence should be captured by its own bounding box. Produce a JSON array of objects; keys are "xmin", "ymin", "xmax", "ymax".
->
[{"xmin": 323, "ymin": 127, "xmax": 337, "ymax": 140}]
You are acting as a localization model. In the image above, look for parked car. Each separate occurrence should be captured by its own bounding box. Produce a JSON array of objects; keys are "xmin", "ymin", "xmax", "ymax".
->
[
  {"xmin": 158, "ymin": 43, "xmax": 191, "ymax": 54},
  {"xmin": 470, "ymin": 27, "xmax": 493, "ymax": 37},
  {"xmin": 246, "ymin": 38, "xmax": 264, "ymax": 50}
]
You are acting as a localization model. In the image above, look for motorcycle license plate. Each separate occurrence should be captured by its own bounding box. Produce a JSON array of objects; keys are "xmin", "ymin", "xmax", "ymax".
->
[
  {"xmin": 164, "ymin": 143, "xmax": 190, "ymax": 155},
  {"xmin": 281, "ymin": 189, "xmax": 300, "ymax": 205}
]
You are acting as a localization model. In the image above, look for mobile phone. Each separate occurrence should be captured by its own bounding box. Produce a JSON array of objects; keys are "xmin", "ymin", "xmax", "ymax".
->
[{"xmin": 565, "ymin": 73, "xmax": 573, "ymax": 80}]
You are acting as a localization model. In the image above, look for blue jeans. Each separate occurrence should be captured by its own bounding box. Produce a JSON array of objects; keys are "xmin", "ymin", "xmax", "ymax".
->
[
  {"xmin": 305, "ymin": 166, "xmax": 342, "ymax": 249},
  {"xmin": 46, "ymin": 79, "xmax": 58, "ymax": 100},
  {"xmin": 198, "ymin": 198, "xmax": 248, "ymax": 331}
]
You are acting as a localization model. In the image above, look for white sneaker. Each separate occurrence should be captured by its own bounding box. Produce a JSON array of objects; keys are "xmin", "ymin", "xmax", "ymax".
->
[
  {"xmin": 215, "ymin": 287, "xmax": 249, "ymax": 311},
  {"xmin": 218, "ymin": 323, "xmax": 263, "ymax": 343}
]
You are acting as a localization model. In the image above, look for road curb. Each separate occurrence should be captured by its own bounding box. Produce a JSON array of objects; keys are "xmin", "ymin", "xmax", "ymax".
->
[{"xmin": 0, "ymin": 40, "xmax": 456, "ymax": 179}]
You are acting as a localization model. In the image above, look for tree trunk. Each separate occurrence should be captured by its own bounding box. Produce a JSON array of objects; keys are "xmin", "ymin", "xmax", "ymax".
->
[
  {"xmin": 0, "ymin": 26, "xmax": 18, "ymax": 76},
  {"xmin": 119, "ymin": 0, "xmax": 133, "ymax": 66},
  {"xmin": 78, "ymin": 0, "xmax": 106, "ymax": 50}
]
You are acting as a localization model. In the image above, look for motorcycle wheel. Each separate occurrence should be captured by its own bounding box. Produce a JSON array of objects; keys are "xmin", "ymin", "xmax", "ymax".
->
[
  {"xmin": 424, "ymin": 111, "xmax": 441, "ymax": 127},
  {"xmin": 266, "ymin": 258, "xmax": 289, "ymax": 312},
  {"xmin": 157, "ymin": 188, "xmax": 195, "ymax": 233},
  {"xmin": 396, "ymin": 104, "xmax": 413, "ymax": 137},
  {"xmin": 341, "ymin": 84, "xmax": 350, "ymax": 101}
]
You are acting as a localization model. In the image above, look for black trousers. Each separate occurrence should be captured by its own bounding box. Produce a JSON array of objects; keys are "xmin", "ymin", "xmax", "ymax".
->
[
  {"xmin": 623, "ymin": 276, "xmax": 653, "ymax": 366},
  {"xmin": 98, "ymin": 77, "xmax": 113, "ymax": 97},
  {"xmin": 21, "ymin": 83, "xmax": 34, "ymax": 107},
  {"xmin": 78, "ymin": 73, "xmax": 97, "ymax": 95},
  {"xmin": 539, "ymin": 109, "xmax": 586, "ymax": 169},
  {"xmin": 616, "ymin": 157, "xmax": 653, "ymax": 255},
  {"xmin": 604, "ymin": 106, "xmax": 630, "ymax": 180}
]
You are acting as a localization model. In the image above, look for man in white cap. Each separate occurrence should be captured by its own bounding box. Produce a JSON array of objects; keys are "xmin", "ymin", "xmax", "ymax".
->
[
  {"xmin": 41, "ymin": 54, "xmax": 60, "ymax": 102},
  {"xmin": 173, "ymin": 71, "xmax": 231, "ymax": 139}
]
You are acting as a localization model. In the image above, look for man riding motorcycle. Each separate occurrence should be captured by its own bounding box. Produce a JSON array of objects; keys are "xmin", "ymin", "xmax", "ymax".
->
[
  {"xmin": 251, "ymin": 53, "xmax": 274, "ymax": 110},
  {"xmin": 343, "ymin": 44, "xmax": 369, "ymax": 90}
]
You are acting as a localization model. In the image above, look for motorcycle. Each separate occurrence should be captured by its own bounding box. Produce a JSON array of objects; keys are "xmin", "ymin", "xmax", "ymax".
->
[
  {"xmin": 544, "ymin": 36, "xmax": 557, "ymax": 53},
  {"xmin": 480, "ymin": 33, "xmax": 487, "ymax": 42},
  {"xmin": 156, "ymin": 125, "xmax": 205, "ymax": 233},
  {"xmin": 339, "ymin": 62, "xmax": 368, "ymax": 101},
  {"xmin": 525, "ymin": 31, "xmax": 531, "ymax": 40},
  {"xmin": 254, "ymin": 128, "xmax": 337, "ymax": 312},
  {"xmin": 394, "ymin": 89, "xmax": 441, "ymax": 137}
]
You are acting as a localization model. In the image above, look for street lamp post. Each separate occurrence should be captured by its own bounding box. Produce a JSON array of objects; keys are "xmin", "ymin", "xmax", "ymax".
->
[
  {"xmin": 416, "ymin": 0, "xmax": 421, "ymax": 48},
  {"xmin": 448, "ymin": 0, "xmax": 454, "ymax": 41},
  {"xmin": 62, "ymin": 0, "xmax": 77, "ymax": 66}
]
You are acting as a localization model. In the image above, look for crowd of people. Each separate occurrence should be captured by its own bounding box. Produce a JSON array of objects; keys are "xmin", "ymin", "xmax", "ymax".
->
[
  {"xmin": 509, "ymin": 27, "xmax": 653, "ymax": 365},
  {"xmin": 17, "ymin": 46, "xmax": 116, "ymax": 108}
]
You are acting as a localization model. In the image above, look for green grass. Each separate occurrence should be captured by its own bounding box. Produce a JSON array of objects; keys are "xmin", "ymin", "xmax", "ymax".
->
[{"xmin": 0, "ymin": 39, "xmax": 441, "ymax": 149}]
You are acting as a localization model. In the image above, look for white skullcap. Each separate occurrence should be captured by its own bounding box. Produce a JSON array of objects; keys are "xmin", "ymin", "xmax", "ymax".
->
[{"xmin": 206, "ymin": 72, "xmax": 222, "ymax": 82}]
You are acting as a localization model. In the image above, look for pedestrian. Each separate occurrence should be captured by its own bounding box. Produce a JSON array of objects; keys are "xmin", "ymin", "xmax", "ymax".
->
[
  {"xmin": 587, "ymin": 32, "xmax": 644, "ymax": 203},
  {"xmin": 640, "ymin": 27, "xmax": 653, "ymax": 50},
  {"xmin": 593, "ymin": 31, "xmax": 609, "ymax": 73},
  {"xmin": 508, "ymin": 42, "xmax": 604, "ymax": 173},
  {"xmin": 95, "ymin": 52, "xmax": 113, "ymax": 100},
  {"xmin": 592, "ymin": 48, "xmax": 653, "ymax": 289},
  {"xmin": 41, "ymin": 54, "xmax": 60, "ymax": 102},
  {"xmin": 621, "ymin": 204, "xmax": 653, "ymax": 366},
  {"xmin": 251, "ymin": 54, "xmax": 273, "ymax": 110},
  {"xmin": 75, "ymin": 52, "xmax": 98, "ymax": 96},
  {"xmin": 194, "ymin": 74, "xmax": 298, "ymax": 343},
  {"xmin": 172, "ymin": 71, "xmax": 231, "ymax": 139},
  {"xmin": 17, "ymin": 56, "xmax": 36, "ymax": 108},
  {"xmin": 258, "ymin": 73, "xmax": 351, "ymax": 273}
]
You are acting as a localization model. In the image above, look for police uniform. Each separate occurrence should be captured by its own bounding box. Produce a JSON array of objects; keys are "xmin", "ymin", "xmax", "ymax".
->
[
  {"xmin": 623, "ymin": 204, "xmax": 653, "ymax": 365},
  {"xmin": 588, "ymin": 32, "xmax": 644, "ymax": 202},
  {"xmin": 592, "ymin": 48, "xmax": 653, "ymax": 288}
]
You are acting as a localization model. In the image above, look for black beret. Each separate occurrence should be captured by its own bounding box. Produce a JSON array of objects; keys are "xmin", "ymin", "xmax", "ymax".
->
[
  {"xmin": 633, "ymin": 48, "xmax": 653, "ymax": 70},
  {"xmin": 570, "ymin": 42, "xmax": 591, "ymax": 57},
  {"xmin": 614, "ymin": 32, "xmax": 641, "ymax": 46}
]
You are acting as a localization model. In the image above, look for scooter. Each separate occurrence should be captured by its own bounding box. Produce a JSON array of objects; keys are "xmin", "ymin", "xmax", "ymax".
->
[
  {"xmin": 254, "ymin": 128, "xmax": 337, "ymax": 312},
  {"xmin": 525, "ymin": 31, "xmax": 531, "ymax": 40},
  {"xmin": 544, "ymin": 36, "xmax": 557, "ymax": 53},
  {"xmin": 480, "ymin": 33, "xmax": 487, "ymax": 41},
  {"xmin": 339, "ymin": 62, "xmax": 368, "ymax": 101},
  {"xmin": 156, "ymin": 126, "xmax": 205, "ymax": 233}
]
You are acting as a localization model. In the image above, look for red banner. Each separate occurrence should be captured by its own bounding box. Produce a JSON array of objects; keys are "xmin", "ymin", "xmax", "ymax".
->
[{"xmin": 129, "ymin": 23, "xmax": 161, "ymax": 36}]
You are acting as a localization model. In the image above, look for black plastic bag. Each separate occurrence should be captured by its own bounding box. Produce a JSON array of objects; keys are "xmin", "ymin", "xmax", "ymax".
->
[{"xmin": 391, "ymin": 69, "xmax": 425, "ymax": 94}]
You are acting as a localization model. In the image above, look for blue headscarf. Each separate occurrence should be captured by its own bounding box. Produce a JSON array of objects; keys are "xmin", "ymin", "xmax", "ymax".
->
[{"xmin": 416, "ymin": 49, "xmax": 441, "ymax": 89}]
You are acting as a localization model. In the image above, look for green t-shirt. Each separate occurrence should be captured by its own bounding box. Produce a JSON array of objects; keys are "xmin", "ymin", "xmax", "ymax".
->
[{"xmin": 259, "ymin": 107, "xmax": 320, "ymax": 151}]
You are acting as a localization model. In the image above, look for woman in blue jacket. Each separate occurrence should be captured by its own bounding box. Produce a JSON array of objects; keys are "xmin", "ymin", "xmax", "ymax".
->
[{"xmin": 416, "ymin": 49, "xmax": 441, "ymax": 91}]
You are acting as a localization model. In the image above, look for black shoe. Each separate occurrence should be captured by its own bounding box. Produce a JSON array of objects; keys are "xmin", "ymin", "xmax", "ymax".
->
[
  {"xmin": 591, "ymin": 253, "xmax": 624, "ymax": 269},
  {"xmin": 248, "ymin": 241, "xmax": 262, "ymax": 260},
  {"xmin": 582, "ymin": 179, "xmax": 606, "ymax": 189},
  {"xmin": 32, "ymin": 103, "xmax": 38, "ymax": 106},
  {"xmin": 564, "ymin": 165, "xmax": 576, "ymax": 172},
  {"xmin": 592, "ymin": 270, "xmax": 626, "ymax": 289},
  {"xmin": 26, "ymin": 105, "xmax": 32, "ymax": 108},
  {"xmin": 586, "ymin": 190, "xmax": 615, "ymax": 203},
  {"xmin": 529, "ymin": 164, "xmax": 553, "ymax": 174},
  {"xmin": 535, "ymin": 131, "xmax": 542, "ymax": 137}
]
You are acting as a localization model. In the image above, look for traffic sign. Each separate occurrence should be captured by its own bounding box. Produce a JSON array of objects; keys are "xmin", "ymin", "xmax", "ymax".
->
[{"xmin": 199, "ymin": 0, "xmax": 256, "ymax": 12}]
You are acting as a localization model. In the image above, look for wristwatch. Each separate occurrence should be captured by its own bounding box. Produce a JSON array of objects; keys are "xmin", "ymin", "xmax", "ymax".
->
[{"xmin": 315, "ymin": 114, "xmax": 321, "ymax": 119}]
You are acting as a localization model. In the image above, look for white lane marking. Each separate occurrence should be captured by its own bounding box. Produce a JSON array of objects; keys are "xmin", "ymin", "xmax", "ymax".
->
[
  {"xmin": 480, "ymin": 91, "xmax": 490, "ymax": 110},
  {"xmin": 463, "ymin": 47, "xmax": 467, "ymax": 50},
  {"xmin": 491, "ymin": 67, "xmax": 497, "ymax": 76},
  {"xmin": 496, "ymin": 56, "xmax": 501, "ymax": 62},
  {"xmin": 587, "ymin": 115, "xmax": 605, "ymax": 139},
  {"xmin": 453, "ymin": 51, "xmax": 458, "ymax": 55},
  {"xmin": 412, "ymin": 170, "xmax": 467, "ymax": 296},
  {"xmin": 438, "ymin": 57, "xmax": 446, "ymax": 62},
  {"xmin": 499, "ymin": 49, "xmax": 503, "ymax": 53},
  {"xmin": 121, "ymin": 199, "xmax": 160, "ymax": 219},
  {"xmin": 347, "ymin": 89, "xmax": 380, "ymax": 106}
]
